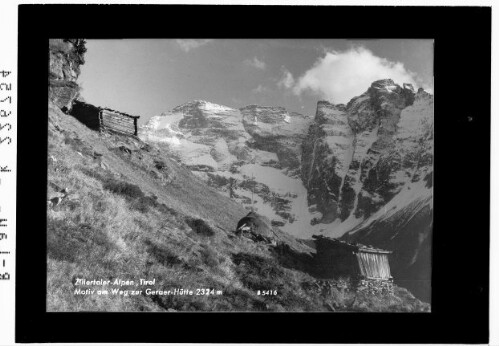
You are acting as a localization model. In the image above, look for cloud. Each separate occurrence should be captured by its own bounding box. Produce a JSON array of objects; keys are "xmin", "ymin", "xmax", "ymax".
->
[
  {"xmin": 175, "ymin": 39, "xmax": 213, "ymax": 52},
  {"xmin": 286, "ymin": 46, "xmax": 421, "ymax": 104},
  {"xmin": 277, "ymin": 66, "xmax": 295, "ymax": 89},
  {"xmin": 252, "ymin": 84, "xmax": 270, "ymax": 94},
  {"xmin": 244, "ymin": 57, "xmax": 266, "ymax": 70}
]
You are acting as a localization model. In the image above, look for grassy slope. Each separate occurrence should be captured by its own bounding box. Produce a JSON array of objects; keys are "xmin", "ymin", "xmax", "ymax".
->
[{"xmin": 47, "ymin": 102, "xmax": 430, "ymax": 312}]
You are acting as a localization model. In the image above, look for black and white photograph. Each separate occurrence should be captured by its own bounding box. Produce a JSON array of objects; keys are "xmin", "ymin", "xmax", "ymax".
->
[
  {"xmin": 47, "ymin": 38, "xmax": 434, "ymax": 312},
  {"xmin": 1, "ymin": 3, "xmax": 490, "ymax": 344}
]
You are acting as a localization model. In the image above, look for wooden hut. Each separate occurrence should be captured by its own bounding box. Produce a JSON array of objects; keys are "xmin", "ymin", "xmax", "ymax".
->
[
  {"xmin": 70, "ymin": 100, "xmax": 140, "ymax": 137},
  {"xmin": 313, "ymin": 235, "xmax": 392, "ymax": 281},
  {"xmin": 235, "ymin": 211, "xmax": 275, "ymax": 243}
]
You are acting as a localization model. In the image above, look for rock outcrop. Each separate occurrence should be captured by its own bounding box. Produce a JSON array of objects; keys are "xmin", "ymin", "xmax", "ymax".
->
[
  {"xmin": 240, "ymin": 105, "xmax": 312, "ymax": 175},
  {"xmin": 140, "ymin": 80, "xmax": 433, "ymax": 246},
  {"xmin": 300, "ymin": 79, "xmax": 433, "ymax": 301},
  {"xmin": 141, "ymin": 100, "xmax": 251, "ymax": 172},
  {"xmin": 301, "ymin": 80, "xmax": 432, "ymax": 229},
  {"xmin": 140, "ymin": 100, "xmax": 315, "ymax": 236},
  {"xmin": 49, "ymin": 39, "xmax": 87, "ymax": 110}
]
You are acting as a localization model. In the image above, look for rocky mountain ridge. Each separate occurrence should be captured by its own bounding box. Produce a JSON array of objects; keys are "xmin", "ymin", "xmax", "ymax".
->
[
  {"xmin": 140, "ymin": 81, "xmax": 433, "ymax": 302},
  {"xmin": 302, "ymin": 80, "xmax": 432, "ymax": 234},
  {"xmin": 140, "ymin": 80, "xmax": 433, "ymax": 242},
  {"xmin": 49, "ymin": 39, "xmax": 86, "ymax": 110},
  {"xmin": 303, "ymin": 80, "xmax": 433, "ymax": 301},
  {"xmin": 139, "ymin": 100, "xmax": 317, "ymax": 236}
]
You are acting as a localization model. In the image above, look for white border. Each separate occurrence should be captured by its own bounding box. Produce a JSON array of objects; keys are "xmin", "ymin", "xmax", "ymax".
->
[
  {"xmin": 0, "ymin": 1, "xmax": 17, "ymax": 345},
  {"xmin": 0, "ymin": 1, "xmax": 495, "ymax": 346}
]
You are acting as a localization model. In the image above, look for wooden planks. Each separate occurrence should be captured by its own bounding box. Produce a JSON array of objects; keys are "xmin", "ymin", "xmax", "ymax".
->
[
  {"xmin": 99, "ymin": 109, "xmax": 138, "ymax": 136},
  {"xmin": 356, "ymin": 252, "xmax": 391, "ymax": 279},
  {"xmin": 100, "ymin": 107, "xmax": 140, "ymax": 119},
  {"xmin": 69, "ymin": 101, "xmax": 140, "ymax": 137},
  {"xmin": 313, "ymin": 235, "xmax": 393, "ymax": 281}
]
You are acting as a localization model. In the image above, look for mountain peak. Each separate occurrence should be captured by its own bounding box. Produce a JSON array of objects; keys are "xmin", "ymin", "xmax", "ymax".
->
[
  {"xmin": 369, "ymin": 79, "xmax": 402, "ymax": 94},
  {"xmin": 317, "ymin": 100, "xmax": 346, "ymax": 111},
  {"xmin": 239, "ymin": 104, "xmax": 287, "ymax": 112},
  {"xmin": 369, "ymin": 79, "xmax": 418, "ymax": 96},
  {"xmin": 171, "ymin": 100, "xmax": 236, "ymax": 114}
]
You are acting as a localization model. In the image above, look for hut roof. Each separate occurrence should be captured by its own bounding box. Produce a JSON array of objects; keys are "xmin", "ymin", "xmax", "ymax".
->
[
  {"xmin": 99, "ymin": 106, "xmax": 140, "ymax": 119},
  {"xmin": 312, "ymin": 235, "xmax": 392, "ymax": 254},
  {"xmin": 236, "ymin": 211, "xmax": 274, "ymax": 238}
]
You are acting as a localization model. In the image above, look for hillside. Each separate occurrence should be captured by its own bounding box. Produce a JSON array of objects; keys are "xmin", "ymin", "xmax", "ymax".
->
[
  {"xmin": 46, "ymin": 39, "xmax": 430, "ymax": 312},
  {"xmin": 47, "ymin": 101, "xmax": 429, "ymax": 312},
  {"xmin": 139, "ymin": 81, "xmax": 434, "ymax": 303}
]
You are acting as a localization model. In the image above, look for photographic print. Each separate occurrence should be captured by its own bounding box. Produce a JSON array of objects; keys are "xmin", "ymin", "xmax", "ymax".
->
[{"xmin": 47, "ymin": 38, "xmax": 433, "ymax": 312}]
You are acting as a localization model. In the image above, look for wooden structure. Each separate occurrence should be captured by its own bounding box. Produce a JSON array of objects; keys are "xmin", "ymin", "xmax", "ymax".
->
[
  {"xmin": 313, "ymin": 235, "xmax": 392, "ymax": 280},
  {"xmin": 70, "ymin": 101, "xmax": 140, "ymax": 137},
  {"xmin": 99, "ymin": 107, "xmax": 140, "ymax": 136},
  {"xmin": 236, "ymin": 211, "xmax": 275, "ymax": 244}
]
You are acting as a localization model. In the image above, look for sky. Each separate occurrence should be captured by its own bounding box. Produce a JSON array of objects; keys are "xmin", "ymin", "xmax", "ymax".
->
[{"xmin": 79, "ymin": 39, "xmax": 433, "ymax": 125}]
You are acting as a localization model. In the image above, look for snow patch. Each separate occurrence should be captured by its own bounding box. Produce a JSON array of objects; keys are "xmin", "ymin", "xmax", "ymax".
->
[
  {"xmin": 198, "ymin": 100, "xmax": 236, "ymax": 113},
  {"xmin": 237, "ymin": 163, "xmax": 362, "ymax": 239},
  {"xmin": 240, "ymin": 164, "xmax": 302, "ymax": 194},
  {"xmin": 175, "ymin": 139, "xmax": 218, "ymax": 171},
  {"xmin": 141, "ymin": 132, "xmax": 181, "ymax": 146},
  {"xmin": 349, "ymin": 180, "xmax": 432, "ymax": 235}
]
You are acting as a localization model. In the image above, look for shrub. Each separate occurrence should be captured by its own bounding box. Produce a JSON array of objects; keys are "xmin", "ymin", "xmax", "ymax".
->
[
  {"xmin": 47, "ymin": 219, "xmax": 113, "ymax": 263},
  {"xmin": 271, "ymin": 220, "xmax": 286, "ymax": 227},
  {"xmin": 144, "ymin": 239, "xmax": 183, "ymax": 267},
  {"xmin": 200, "ymin": 245, "xmax": 220, "ymax": 268},
  {"xmin": 232, "ymin": 253, "xmax": 285, "ymax": 292},
  {"xmin": 158, "ymin": 203, "xmax": 178, "ymax": 216},
  {"xmin": 207, "ymin": 173, "xmax": 229, "ymax": 187},
  {"xmin": 131, "ymin": 195, "xmax": 179, "ymax": 216},
  {"xmin": 154, "ymin": 159, "xmax": 167, "ymax": 170},
  {"xmin": 103, "ymin": 180, "xmax": 144, "ymax": 200},
  {"xmin": 185, "ymin": 218, "xmax": 215, "ymax": 236},
  {"xmin": 132, "ymin": 196, "xmax": 157, "ymax": 213},
  {"xmin": 85, "ymin": 171, "xmax": 179, "ymax": 216}
]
